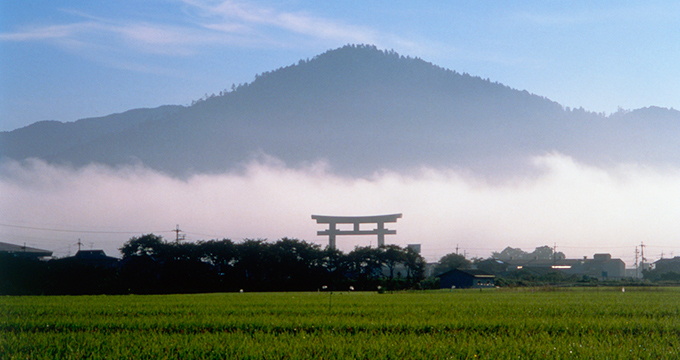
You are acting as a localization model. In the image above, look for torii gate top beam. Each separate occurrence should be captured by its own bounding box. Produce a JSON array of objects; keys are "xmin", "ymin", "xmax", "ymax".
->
[{"xmin": 311, "ymin": 214, "xmax": 402, "ymax": 224}]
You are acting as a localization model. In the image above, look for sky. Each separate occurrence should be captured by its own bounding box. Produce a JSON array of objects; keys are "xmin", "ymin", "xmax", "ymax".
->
[
  {"xmin": 2, "ymin": 1, "xmax": 680, "ymax": 132},
  {"xmin": 2, "ymin": 1, "xmax": 680, "ymax": 267}
]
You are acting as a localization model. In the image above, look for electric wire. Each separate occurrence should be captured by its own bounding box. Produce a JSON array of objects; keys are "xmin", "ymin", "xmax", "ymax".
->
[{"xmin": 0, "ymin": 222, "xmax": 172, "ymax": 234}]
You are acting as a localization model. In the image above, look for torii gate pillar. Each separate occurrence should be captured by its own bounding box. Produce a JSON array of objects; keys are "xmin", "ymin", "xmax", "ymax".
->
[{"xmin": 311, "ymin": 214, "xmax": 402, "ymax": 249}]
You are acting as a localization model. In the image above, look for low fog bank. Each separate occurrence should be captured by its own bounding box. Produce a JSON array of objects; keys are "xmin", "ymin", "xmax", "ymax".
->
[{"xmin": 2, "ymin": 154, "xmax": 680, "ymax": 267}]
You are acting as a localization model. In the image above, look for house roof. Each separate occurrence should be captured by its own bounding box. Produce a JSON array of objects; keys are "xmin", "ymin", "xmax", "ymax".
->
[
  {"xmin": 50, "ymin": 249, "xmax": 120, "ymax": 265},
  {"xmin": 480, "ymin": 259, "xmax": 506, "ymax": 265},
  {"xmin": 73, "ymin": 249, "xmax": 119, "ymax": 261},
  {"xmin": 457, "ymin": 268, "xmax": 495, "ymax": 278},
  {"xmin": 0, "ymin": 241, "xmax": 52, "ymax": 257},
  {"xmin": 437, "ymin": 268, "xmax": 495, "ymax": 278},
  {"xmin": 75, "ymin": 249, "xmax": 106, "ymax": 258},
  {"xmin": 654, "ymin": 256, "xmax": 680, "ymax": 264}
]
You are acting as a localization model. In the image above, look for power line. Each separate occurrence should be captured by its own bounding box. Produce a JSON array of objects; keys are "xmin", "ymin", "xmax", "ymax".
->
[{"xmin": 0, "ymin": 222, "xmax": 171, "ymax": 234}]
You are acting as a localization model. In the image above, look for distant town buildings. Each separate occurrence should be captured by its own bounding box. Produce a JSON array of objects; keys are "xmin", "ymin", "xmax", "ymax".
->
[{"xmin": 475, "ymin": 253, "xmax": 625, "ymax": 280}]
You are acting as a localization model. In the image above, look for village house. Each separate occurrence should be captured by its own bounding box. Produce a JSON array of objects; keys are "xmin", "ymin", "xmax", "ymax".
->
[{"xmin": 437, "ymin": 268, "xmax": 495, "ymax": 289}]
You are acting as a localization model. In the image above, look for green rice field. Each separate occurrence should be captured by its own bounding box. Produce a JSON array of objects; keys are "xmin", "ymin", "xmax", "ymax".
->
[{"xmin": 2, "ymin": 287, "xmax": 680, "ymax": 359}]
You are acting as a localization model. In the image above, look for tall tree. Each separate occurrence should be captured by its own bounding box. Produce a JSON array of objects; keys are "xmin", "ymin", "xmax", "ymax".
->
[
  {"xmin": 403, "ymin": 247, "xmax": 426, "ymax": 283},
  {"xmin": 347, "ymin": 246, "xmax": 383, "ymax": 283},
  {"xmin": 119, "ymin": 234, "xmax": 166, "ymax": 259},
  {"xmin": 380, "ymin": 245, "xmax": 406, "ymax": 280},
  {"xmin": 269, "ymin": 238, "xmax": 323, "ymax": 290},
  {"xmin": 233, "ymin": 239, "xmax": 270, "ymax": 290},
  {"xmin": 491, "ymin": 247, "xmax": 530, "ymax": 260},
  {"xmin": 434, "ymin": 253, "xmax": 471, "ymax": 275}
]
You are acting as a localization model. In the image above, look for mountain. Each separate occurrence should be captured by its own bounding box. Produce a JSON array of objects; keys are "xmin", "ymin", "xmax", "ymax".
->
[
  {"xmin": 2, "ymin": 44, "xmax": 680, "ymax": 177},
  {"xmin": 0, "ymin": 106, "xmax": 182, "ymax": 162}
]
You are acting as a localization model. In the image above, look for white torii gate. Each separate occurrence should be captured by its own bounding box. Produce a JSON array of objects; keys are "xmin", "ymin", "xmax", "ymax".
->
[{"xmin": 311, "ymin": 213, "xmax": 402, "ymax": 249}]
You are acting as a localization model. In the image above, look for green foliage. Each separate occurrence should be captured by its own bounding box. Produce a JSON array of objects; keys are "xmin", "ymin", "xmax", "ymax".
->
[
  {"xmin": 119, "ymin": 234, "xmax": 165, "ymax": 258},
  {"xmin": 2, "ymin": 235, "xmax": 427, "ymax": 295},
  {"xmin": 433, "ymin": 252, "xmax": 470, "ymax": 275},
  {"xmin": 492, "ymin": 245, "xmax": 565, "ymax": 260},
  {"xmin": 0, "ymin": 253, "xmax": 50, "ymax": 295},
  {"xmin": 3, "ymin": 288, "xmax": 680, "ymax": 358},
  {"xmin": 643, "ymin": 269, "xmax": 680, "ymax": 283}
]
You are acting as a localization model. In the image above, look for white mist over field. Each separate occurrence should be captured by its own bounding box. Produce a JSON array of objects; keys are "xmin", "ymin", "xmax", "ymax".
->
[{"xmin": 2, "ymin": 154, "xmax": 680, "ymax": 267}]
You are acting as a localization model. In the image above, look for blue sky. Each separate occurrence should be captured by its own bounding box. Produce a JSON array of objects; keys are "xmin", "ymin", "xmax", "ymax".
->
[{"xmin": 2, "ymin": 1, "xmax": 679, "ymax": 132}]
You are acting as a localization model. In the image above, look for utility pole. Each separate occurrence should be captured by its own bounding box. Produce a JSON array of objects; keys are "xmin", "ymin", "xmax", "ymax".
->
[
  {"xmin": 634, "ymin": 246, "xmax": 639, "ymax": 278},
  {"xmin": 172, "ymin": 225, "xmax": 185, "ymax": 244},
  {"xmin": 456, "ymin": 244, "xmax": 459, "ymax": 255},
  {"xmin": 76, "ymin": 238, "xmax": 83, "ymax": 252},
  {"xmin": 640, "ymin": 242, "xmax": 646, "ymax": 272}
]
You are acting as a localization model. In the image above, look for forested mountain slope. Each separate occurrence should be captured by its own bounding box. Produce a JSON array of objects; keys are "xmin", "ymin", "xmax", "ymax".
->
[{"xmin": 2, "ymin": 45, "xmax": 679, "ymax": 177}]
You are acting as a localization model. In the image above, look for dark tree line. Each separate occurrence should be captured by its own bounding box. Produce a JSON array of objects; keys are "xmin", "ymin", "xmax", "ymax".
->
[{"xmin": 1, "ymin": 235, "xmax": 426, "ymax": 295}]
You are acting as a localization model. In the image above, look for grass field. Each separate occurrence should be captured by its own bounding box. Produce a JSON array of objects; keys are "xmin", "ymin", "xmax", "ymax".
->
[{"xmin": 2, "ymin": 287, "xmax": 680, "ymax": 359}]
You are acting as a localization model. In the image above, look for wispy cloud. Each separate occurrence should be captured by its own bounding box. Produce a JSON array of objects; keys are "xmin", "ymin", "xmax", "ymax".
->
[
  {"xmin": 183, "ymin": 0, "xmax": 381, "ymax": 45},
  {"xmin": 1, "ymin": 1, "xmax": 420, "ymax": 59},
  {"xmin": 0, "ymin": 0, "xmax": 405, "ymax": 72},
  {"xmin": 1, "ymin": 19, "xmax": 215, "ymax": 56},
  {"xmin": 0, "ymin": 22, "xmax": 101, "ymax": 41}
]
